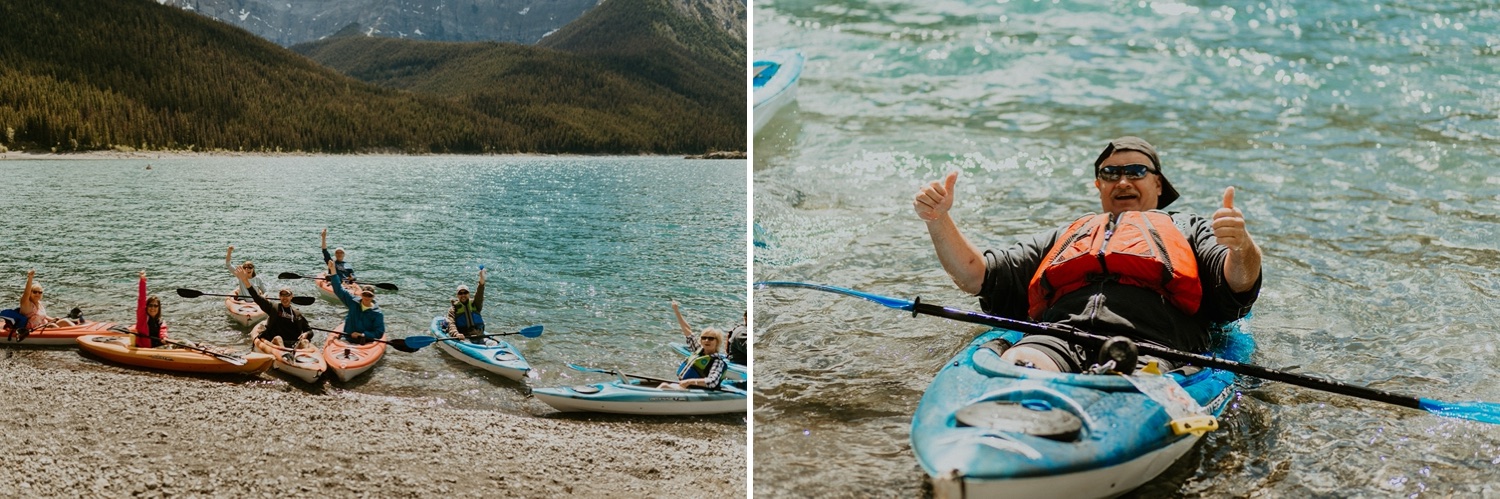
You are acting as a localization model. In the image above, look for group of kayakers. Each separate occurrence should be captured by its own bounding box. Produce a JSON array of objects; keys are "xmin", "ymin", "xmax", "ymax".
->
[{"xmin": 4, "ymin": 228, "xmax": 745, "ymax": 391}]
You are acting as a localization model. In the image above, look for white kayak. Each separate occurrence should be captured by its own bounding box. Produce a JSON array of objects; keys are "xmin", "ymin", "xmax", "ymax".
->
[
  {"xmin": 532, "ymin": 365, "xmax": 747, "ymax": 415},
  {"xmin": 753, "ymin": 49, "xmax": 804, "ymax": 134}
]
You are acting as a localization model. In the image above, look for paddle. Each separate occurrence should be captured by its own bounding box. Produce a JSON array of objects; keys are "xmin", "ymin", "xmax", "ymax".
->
[
  {"xmin": 308, "ymin": 326, "xmax": 419, "ymax": 353},
  {"xmin": 566, "ymin": 363, "xmax": 736, "ymax": 392},
  {"xmin": 398, "ymin": 325, "xmax": 544, "ymax": 349},
  {"xmin": 755, "ymin": 281, "xmax": 1500, "ymax": 425},
  {"xmin": 105, "ymin": 327, "xmax": 248, "ymax": 366},
  {"xmin": 277, "ymin": 272, "xmax": 399, "ymax": 291},
  {"xmin": 175, "ymin": 288, "xmax": 316, "ymax": 306}
]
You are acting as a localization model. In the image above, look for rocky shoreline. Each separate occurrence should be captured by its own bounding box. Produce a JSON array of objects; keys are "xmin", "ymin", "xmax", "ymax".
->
[{"xmin": 0, "ymin": 349, "xmax": 746, "ymax": 497}]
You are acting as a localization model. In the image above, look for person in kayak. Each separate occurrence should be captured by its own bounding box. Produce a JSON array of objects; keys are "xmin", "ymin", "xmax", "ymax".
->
[
  {"xmin": 326, "ymin": 259, "xmax": 384, "ymax": 345},
  {"xmin": 671, "ymin": 299, "xmax": 745, "ymax": 364},
  {"xmin": 133, "ymin": 271, "xmax": 168, "ymax": 348},
  {"xmin": 232, "ymin": 264, "xmax": 311, "ymax": 349},
  {"xmin": 660, "ymin": 327, "xmax": 728, "ymax": 390},
  {"xmin": 225, "ymin": 246, "xmax": 266, "ymax": 297},
  {"xmin": 913, "ymin": 136, "xmax": 1262, "ymax": 373},
  {"xmin": 321, "ymin": 228, "xmax": 354, "ymax": 281},
  {"xmin": 444, "ymin": 268, "xmax": 486, "ymax": 343},
  {"xmin": 726, "ymin": 310, "xmax": 748, "ymax": 365},
  {"xmin": 19, "ymin": 270, "xmax": 77, "ymax": 330}
]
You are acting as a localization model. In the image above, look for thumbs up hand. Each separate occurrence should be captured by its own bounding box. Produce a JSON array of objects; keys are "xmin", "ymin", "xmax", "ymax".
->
[
  {"xmin": 914, "ymin": 172, "xmax": 960, "ymax": 222},
  {"xmin": 1211, "ymin": 186, "xmax": 1252, "ymax": 253}
]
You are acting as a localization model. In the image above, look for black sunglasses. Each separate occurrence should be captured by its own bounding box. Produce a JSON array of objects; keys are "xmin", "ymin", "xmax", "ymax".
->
[{"xmin": 1096, "ymin": 164, "xmax": 1157, "ymax": 182}]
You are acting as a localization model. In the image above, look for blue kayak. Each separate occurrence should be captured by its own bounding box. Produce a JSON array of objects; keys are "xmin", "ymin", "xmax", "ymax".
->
[
  {"xmin": 753, "ymin": 49, "xmax": 804, "ymax": 134},
  {"xmin": 533, "ymin": 368, "xmax": 747, "ymax": 415},
  {"xmin": 429, "ymin": 316, "xmax": 533, "ymax": 382},
  {"xmin": 914, "ymin": 325, "xmax": 1254, "ymax": 498},
  {"xmin": 669, "ymin": 342, "xmax": 747, "ymax": 381}
]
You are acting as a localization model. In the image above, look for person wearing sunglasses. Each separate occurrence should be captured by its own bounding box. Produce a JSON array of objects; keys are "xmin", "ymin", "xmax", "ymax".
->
[
  {"xmin": 327, "ymin": 259, "xmax": 384, "ymax": 345},
  {"xmin": 444, "ymin": 268, "xmax": 487, "ymax": 344},
  {"xmin": 321, "ymin": 228, "xmax": 356, "ymax": 281},
  {"xmin": 18, "ymin": 270, "xmax": 77, "ymax": 331},
  {"xmin": 912, "ymin": 136, "xmax": 1262, "ymax": 374},
  {"xmin": 225, "ymin": 246, "xmax": 266, "ymax": 298},
  {"xmin": 233, "ymin": 264, "xmax": 312, "ymax": 349},
  {"xmin": 661, "ymin": 327, "xmax": 728, "ymax": 391},
  {"xmin": 133, "ymin": 271, "xmax": 169, "ymax": 348}
]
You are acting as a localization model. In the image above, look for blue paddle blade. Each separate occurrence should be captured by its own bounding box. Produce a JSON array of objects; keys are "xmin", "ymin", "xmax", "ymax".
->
[
  {"xmin": 518, "ymin": 325, "xmax": 543, "ymax": 338},
  {"xmin": 566, "ymin": 363, "xmax": 609, "ymax": 374},
  {"xmin": 1419, "ymin": 398, "xmax": 1500, "ymax": 425},
  {"xmin": 402, "ymin": 335, "xmax": 437, "ymax": 349},
  {"xmin": 754, "ymin": 281, "xmax": 916, "ymax": 311}
]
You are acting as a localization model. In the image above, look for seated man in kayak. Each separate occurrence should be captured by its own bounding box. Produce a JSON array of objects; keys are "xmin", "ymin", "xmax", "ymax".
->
[
  {"xmin": 326, "ymin": 259, "xmax": 384, "ymax": 345},
  {"xmin": 225, "ymin": 246, "xmax": 266, "ymax": 297},
  {"xmin": 19, "ymin": 270, "xmax": 78, "ymax": 329},
  {"xmin": 660, "ymin": 328, "xmax": 729, "ymax": 391},
  {"xmin": 444, "ymin": 268, "xmax": 486, "ymax": 343},
  {"xmin": 912, "ymin": 136, "xmax": 1262, "ymax": 373},
  {"xmin": 671, "ymin": 299, "xmax": 746, "ymax": 364},
  {"xmin": 134, "ymin": 271, "xmax": 168, "ymax": 348},
  {"xmin": 321, "ymin": 228, "xmax": 355, "ymax": 281},
  {"xmin": 232, "ymin": 265, "xmax": 312, "ymax": 349},
  {"xmin": 726, "ymin": 311, "xmax": 748, "ymax": 366}
]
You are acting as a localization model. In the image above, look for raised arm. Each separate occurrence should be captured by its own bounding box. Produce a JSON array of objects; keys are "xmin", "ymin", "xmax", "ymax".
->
[
  {"xmin": 320, "ymin": 229, "xmax": 332, "ymax": 263},
  {"xmin": 1212, "ymin": 187, "xmax": 1263, "ymax": 293},
  {"xmin": 473, "ymin": 268, "xmax": 486, "ymax": 311},
  {"xmin": 233, "ymin": 266, "xmax": 274, "ymax": 312},
  {"xmin": 225, "ymin": 246, "xmax": 235, "ymax": 272},
  {"xmin": 135, "ymin": 271, "xmax": 148, "ymax": 332},
  {"xmin": 20, "ymin": 269, "xmax": 35, "ymax": 311},
  {"xmin": 671, "ymin": 300, "xmax": 694, "ymax": 340},
  {"xmin": 914, "ymin": 172, "xmax": 987, "ymax": 294},
  {"xmin": 327, "ymin": 260, "xmax": 358, "ymax": 309}
]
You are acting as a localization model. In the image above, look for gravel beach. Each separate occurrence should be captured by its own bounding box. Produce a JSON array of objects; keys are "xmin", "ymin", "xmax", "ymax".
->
[{"xmin": 0, "ymin": 348, "xmax": 747, "ymax": 497}]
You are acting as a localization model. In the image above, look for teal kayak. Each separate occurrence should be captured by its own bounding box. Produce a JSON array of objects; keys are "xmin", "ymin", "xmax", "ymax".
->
[
  {"xmin": 429, "ymin": 316, "xmax": 533, "ymax": 382},
  {"xmin": 914, "ymin": 325, "xmax": 1253, "ymax": 498},
  {"xmin": 753, "ymin": 49, "xmax": 804, "ymax": 134},
  {"xmin": 533, "ymin": 377, "xmax": 747, "ymax": 416},
  {"xmin": 669, "ymin": 342, "xmax": 747, "ymax": 381}
]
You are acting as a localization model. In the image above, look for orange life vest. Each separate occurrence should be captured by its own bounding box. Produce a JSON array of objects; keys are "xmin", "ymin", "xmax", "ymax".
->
[{"xmin": 1026, "ymin": 211, "xmax": 1201, "ymax": 320}]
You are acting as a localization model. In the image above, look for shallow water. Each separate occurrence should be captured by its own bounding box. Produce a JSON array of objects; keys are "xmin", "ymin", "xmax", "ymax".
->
[
  {"xmin": 0, "ymin": 155, "xmax": 746, "ymax": 422},
  {"xmin": 752, "ymin": 0, "xmax": 1500, "ymax": 496}
]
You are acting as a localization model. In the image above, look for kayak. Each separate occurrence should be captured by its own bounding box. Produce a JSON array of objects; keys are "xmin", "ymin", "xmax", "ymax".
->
[
  {"xmin": 315, "ymin": 272, "xmax": 362, "ymax": 303},
  {"xmin": 225, "ymin": 291, "xmax": 267, "ymax": 326},
  {"xmin": 2, "ymin": 320, "xmax": 122, "ymax": 346},
  {"xmin": 914, "ymin": 325, "xmax": 1254, "ymax": 498},
  {"xmin": 532, "ymin": 378, "xmax": 747, "ymax": 416},
  {"xmin": 251, "ymin": 321, "xmax": 325, "ymax": 383},
  {"xmin": 429, "ymin": 316, "xmax": 532, "ymax": 382},
  {"xmin": 753, "ymin": 49, "xmax": 804, "ymax": 134},
  {"xmin": 669, "ymin": 342, "xmax": 747, "ymax": 381},
  {"xmin": 321, "ymin": 321, "xmax": 386, "ymax": 382},
  {"xmin": 76, "ymin": 334, "xmax": 273, "ymax": 375}
]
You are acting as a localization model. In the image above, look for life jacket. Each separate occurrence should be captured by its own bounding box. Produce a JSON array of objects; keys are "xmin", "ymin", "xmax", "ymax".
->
[
  {"xmin": 452, "ymin": 300, "xmax": 483, "ymax": 331},
  {"xmin": 1027, "ymin": 211, "xmax": 1201, "ymax": 320},
  {"xmin": 136, "ymin": 318, "xmax": 168, "ymax": 348},
  {"xmin": 677, "ymin": 354, "xmax": 714, "ymax": 379},
  {"xmin": 0, "ymin": 308, "xmax": 29, "ymax": 332}
]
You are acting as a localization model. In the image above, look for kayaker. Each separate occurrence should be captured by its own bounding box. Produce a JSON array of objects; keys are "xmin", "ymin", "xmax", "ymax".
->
[
  {"xmin": 912, "ymin": 136, "xmax": 1262, "ymax": 373},
  {"xmin": 726, "ymin": 311, "xmax": 748, "ymax": 365},
  {"xmin": 133, "ymin": 270, "xmax": 168, "ymax": 348},
  {"xmin": 320, "ymin": 228, "xmax": 355, "ymax": 281},
  {"xmin": 444, "ymin": 268, "xmax": 486, "ymax": 343},
  {"xmin": 661, "ymin": 328, "xmax": 728, "ymax": 390},
  {"xmin": 232, "ymin": 265, "xmax": 311, "ymax": 349},
  {"xmin": 326, "ymin": 259, "xmax": 384, "ymax": 345},
  {"xmin": 224, "ymin": 246, "xmax": 266, "ymax": 297},
  {"xmin": 19, "ymin": 270, "xmax": 77, "ymax": 330}
]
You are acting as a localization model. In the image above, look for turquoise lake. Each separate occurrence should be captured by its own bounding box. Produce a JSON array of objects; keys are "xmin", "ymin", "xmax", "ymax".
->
[
  {"xmin": 753, "ymin": 0, "xmax": 1500, "ymax": 496},
  {"xmin": 1, "ymin": 155, "xmax": 746, "ymax": 420}
]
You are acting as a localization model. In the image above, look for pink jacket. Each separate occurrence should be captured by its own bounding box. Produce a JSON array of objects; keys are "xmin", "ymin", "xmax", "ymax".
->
[{"xmin": 134, "ymin": 276, "xmax": 167, "ymax": 348}]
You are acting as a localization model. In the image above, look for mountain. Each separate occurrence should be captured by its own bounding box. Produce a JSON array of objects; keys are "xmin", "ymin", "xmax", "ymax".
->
[
  {"xmin": 0, "ymin": 0, "xmax": 560, "ymax": 153},
  {"xmin": 156, "ymin": 0, "xmax": 600, "ymax": 46},
  {"xmin": 294, "ymin": 0, "xmax": 747, "ymax": 153}
]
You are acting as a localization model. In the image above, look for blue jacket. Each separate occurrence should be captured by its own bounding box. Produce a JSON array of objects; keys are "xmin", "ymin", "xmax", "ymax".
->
[
  {"xmin": 330, "ymin": 273, "xmax": 385, "ymax": 340},
  {"xmin": 323, "ymin": 248, "xmax": 355, "ymax": 280}
]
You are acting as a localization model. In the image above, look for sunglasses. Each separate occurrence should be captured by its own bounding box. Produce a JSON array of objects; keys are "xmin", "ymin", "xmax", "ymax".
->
[
  {"xmin": 457, "ymin": 291, "xmax": 469, "ymax": 295},
  {"xmin": 1096, "ymin": 164, "xmax": 1157, "ymax": 182}
]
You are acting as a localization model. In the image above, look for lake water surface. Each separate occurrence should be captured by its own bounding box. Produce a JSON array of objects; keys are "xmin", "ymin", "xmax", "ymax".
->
[{"xmin": 753, "ymin": 0, "xmax": 1500, "ymax": 496}]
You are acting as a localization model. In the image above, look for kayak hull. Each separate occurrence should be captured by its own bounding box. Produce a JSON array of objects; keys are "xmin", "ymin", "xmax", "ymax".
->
[
  {"xmin": 225, "ymin": 292, "xmax": 267, "ymax": 327},
  {"xmin": 251, "ymin": 322, "xmax": 325, "ymax": 383},
  {"xmin": 2, "ymin": 321, "xmax": 121, "ymax": 346},
  {"xmin": 753, "ymin": 49, "xmax": 804, "ymax": 134},
  {"xmin": 315, "ymin": 273, "xmax": 362, "ymax": 303},
  {"xmin": 913, "ymin": 326, "xmax": 1253, "ymax": 499},
  {"xmin": 430, "ymin": 316, "xmax": 532, "ymax": 382},
  {"xmin": 533, "ymin": 380, "xmax": 747, "ymax": 415},
  {"xmin": 321, "ymin": 322, "xmax": 386, "ymax": 382},
  {"xmin": 669, "ymin": 342, "xmax": 747, "ymax": 381},
  {"xmin": 76, "ymin": 334, "xmax": 273, "ymax": 375}
]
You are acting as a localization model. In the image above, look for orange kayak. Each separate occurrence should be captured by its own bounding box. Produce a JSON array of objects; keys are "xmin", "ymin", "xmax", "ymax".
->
[
  {"xmin": 251, "ymin": 322, "xmax": 325, "ymax": 383},
  {"xmin": 77, "ymin": 334, "xmax": 273, "ymax": 375},
  {"xmin": 315, "ymin": 273, "xmax": 363, "ymax": 303},
  {"xmin": 322, "ymin": 322, "xmax": 386, "ymax": 382},
  {"xmin": 3, "ymin": 320, "xmax": 122, "ymax": 346},
  {"xmin": 225, "ymin": 291, "xmax": 267, "ymax": 327}
]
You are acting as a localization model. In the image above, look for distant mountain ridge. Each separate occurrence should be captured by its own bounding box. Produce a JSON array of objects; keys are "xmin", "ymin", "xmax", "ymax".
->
[{"xmin": 157, "ymin": 0, "xmax": 600, "ymax": 46}]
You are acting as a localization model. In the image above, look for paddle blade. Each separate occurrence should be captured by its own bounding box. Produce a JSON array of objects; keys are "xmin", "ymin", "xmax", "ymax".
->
[
  {"xmin": 291, "ymin": 296, "xmax": 316, "ymax": 306},
  {"xmin": 401, "ymin": 335, "xmax": 437, "ymax": 349},
  {"xmin": 518, "ymin": 325, "xmax": 543, "ymax": 338},
  {"xmin": 277, "ymin": 272, "xmax": 302, "ymax": 280},
  {"xmin": 374, "ymin": 282, "xmax": 399, "ymax": 291},
  {"xmin": 1419, "ymin": 398, "xmax": 1500, "ymax": 425},
  {"xmin": 175, "ymin": 288, "xmax": 204, "ymax": 298},
  {"xmin": 387, "ymin": 339, "xmax": 420, "ymax": 353},
  {"xmin": 566, "ymin": 363, "xmax": 610, "ymax": 375},
  {"xmin": 754, "ymin": 281, "xmax": 916, "ymax": 311}
]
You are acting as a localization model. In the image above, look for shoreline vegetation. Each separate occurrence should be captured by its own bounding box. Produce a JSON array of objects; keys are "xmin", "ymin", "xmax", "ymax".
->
[{"xmin": 0, "ymin": 350, "xmax": 745, "ymax": 496}]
